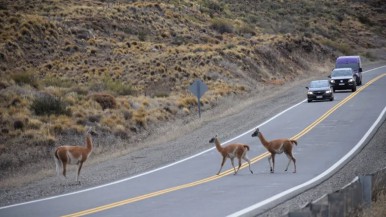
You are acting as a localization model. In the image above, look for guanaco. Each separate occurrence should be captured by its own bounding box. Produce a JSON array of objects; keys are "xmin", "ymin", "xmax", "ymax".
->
[
  {"xmin": 209, "ymin": 135, "xmax": 253, "ymax": 175},
  {"xmin": 54, "ymin": 127, "xmax": 97, "ymax": 182},
  {"xmin": 251, "ymin": 128, "xmax": 297, "ymax": 173}
]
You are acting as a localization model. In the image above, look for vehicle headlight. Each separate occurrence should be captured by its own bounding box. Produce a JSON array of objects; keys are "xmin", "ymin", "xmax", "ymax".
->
[
  {"xmin": 307, "ymin": 91, "xmax": 313, "ymax": 95},
  {"xmin": 330, "ymin": 80, "xmax": 335, "ymax": 83},
  {"xmin": 349, "ymin": 78, "xmax": 354, "ymax": 82},
  {"xmin": 326, "ymin": 90, "xmax": 331, "ymax": 94}
]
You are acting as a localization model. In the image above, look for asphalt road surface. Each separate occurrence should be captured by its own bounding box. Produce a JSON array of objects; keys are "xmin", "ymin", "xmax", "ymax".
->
[{"xmin": 1, "ymin": 66, "xmax": 385, "ymax": 217}]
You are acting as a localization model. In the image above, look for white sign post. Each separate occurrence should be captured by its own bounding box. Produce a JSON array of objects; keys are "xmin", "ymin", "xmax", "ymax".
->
[{"xmin": 189, "ymin": 79, "xmax": 208, "ymax": 118}]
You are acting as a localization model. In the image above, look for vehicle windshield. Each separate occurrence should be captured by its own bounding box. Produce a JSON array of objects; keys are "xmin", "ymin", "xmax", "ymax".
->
[
  {"xmin": 332, "ymin": 69, "xmax": 352, "ymax": 77},
  {"xmin": 309, "ymin": 80, "xmax": 329, "ymax": 88},
  {"xmin": 336, "ymin": 63, "xmax": 359, "ymax": 71}
]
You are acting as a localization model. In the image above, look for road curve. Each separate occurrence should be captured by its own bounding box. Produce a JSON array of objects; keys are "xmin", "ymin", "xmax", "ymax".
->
[{"xmin": 0, "ymin": 66, "xmax": 385, "ymax": 217}]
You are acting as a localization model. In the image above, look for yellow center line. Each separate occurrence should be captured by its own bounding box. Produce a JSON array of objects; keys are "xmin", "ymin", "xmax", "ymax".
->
[
  {"xmin": 63, "ymin": 152, "xmax": 270, "ymax": 217},
  {"xmin": 63, "ymin": 73, "xmax": 385, "ymax": 217}
]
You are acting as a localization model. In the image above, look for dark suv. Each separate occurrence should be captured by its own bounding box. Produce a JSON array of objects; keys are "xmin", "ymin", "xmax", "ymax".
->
[
  {"xmin": 306, "ymin": 80, "xmax": 334, "ymax": 102},
  {"xmin": 329, "ymin": 68, "xmax": 357, "ymax": 92}
]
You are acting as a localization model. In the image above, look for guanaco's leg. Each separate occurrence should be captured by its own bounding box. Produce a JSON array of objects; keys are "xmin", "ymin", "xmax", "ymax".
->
[
  {"xmin": 243, "ymin": 156, "xmax": 253, "ymax": 174},
  {"xmin": 268, "ymin": 154, "xmax": 273, "ymax": 173},
  {"xmin": 285, "ymin": 153, "xmax": 296, "ymax": 173},
  {"xmin": 271, "ymin": 154, "xmax": 276, "ymax": 173},
  {"xmin": 285, "ymin": 154, "xmax": 291, "ymax": 172},
  {"xmin": 230, "ymin": 158, "xmax": 237, "ymax": 175},
  {"xmin": 62, "ymin": 161, "xmax": 67, "ymax": 177},
  {"xmin": 291, "ymin": 155, "xmax": 296, "ymax": 173},
  {"xmin": 217, "ymin": 157, "xmax": 226, "ymax": 175},
  {"xmin": 77, "ymin": 162, "xmax": 83, "ymax": 182},
  {"xmin": 236, "ymin": 157, "xmax": 242, "ymax": 174}
]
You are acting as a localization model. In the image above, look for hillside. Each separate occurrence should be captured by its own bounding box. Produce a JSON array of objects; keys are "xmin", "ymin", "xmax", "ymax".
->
[{"xmin": 0, "ymin": 0, "xmax": 385, "ymax": 179}]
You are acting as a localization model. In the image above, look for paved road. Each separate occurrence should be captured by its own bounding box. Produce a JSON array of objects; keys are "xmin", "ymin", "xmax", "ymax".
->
[{"xmin": 1, "ymin": 66, "xmax": 385, "ymax": 217}]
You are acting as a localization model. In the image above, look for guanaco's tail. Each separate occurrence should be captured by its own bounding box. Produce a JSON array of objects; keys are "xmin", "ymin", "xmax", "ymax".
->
[
  {"xmin": 290, "ymin": 140, "xmax": 298, "ymax": 146},
  {"xmin": 243, "ymin": 145, "xmax": 250, "ymax": 151}
]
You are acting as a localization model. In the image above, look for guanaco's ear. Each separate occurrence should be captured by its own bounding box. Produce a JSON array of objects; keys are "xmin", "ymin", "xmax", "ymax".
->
[
  {"xmin": 209, "ymin": 135, "xmax": 217, "ymax": 143},
  {"xmin": 86, "ymin": 126, "xmax": 98, "ymax": 136}
]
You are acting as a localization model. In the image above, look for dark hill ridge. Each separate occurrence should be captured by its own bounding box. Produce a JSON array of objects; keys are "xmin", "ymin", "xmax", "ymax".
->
[{"xmin": 0, "ymin": 0, "xmax": 385, "ymax": 179}]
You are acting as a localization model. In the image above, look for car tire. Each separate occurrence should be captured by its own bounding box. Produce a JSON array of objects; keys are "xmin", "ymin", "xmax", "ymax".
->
[
  {"xmin": 352, "ymin": 86, "xmax": 357, "ymax": 92},
  {"xmin": 330, "ymin": 97, "xmax": 334, "ymax": 101},
  {"xmin": 307, "ymin": 99, "xmax": 312, "ymax": 103},
  {"xmin": 332, "ymin": 88, "xmax": 336, "ymax": 93}
]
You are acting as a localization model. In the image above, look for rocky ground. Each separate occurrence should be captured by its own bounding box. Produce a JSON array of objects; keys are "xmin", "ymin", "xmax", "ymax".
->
[{"xmin": 0, "ymin": 62, "xmax": 385, "ymax": 217}]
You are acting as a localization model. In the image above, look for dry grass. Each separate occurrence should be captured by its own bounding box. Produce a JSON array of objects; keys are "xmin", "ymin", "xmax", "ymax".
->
[{"xmin": 360, "ymin": 193, "xmax": 386, "ymax": 217}]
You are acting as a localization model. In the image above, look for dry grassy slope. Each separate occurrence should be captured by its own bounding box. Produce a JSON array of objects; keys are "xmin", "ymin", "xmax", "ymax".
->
[{"xmin": 0, "ymin": 0, "xmax": 385, "ymax": 174}]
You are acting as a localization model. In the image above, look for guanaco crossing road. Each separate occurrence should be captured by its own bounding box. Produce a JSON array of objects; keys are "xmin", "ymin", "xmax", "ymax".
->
[{"xmin": 1, "ymin": 66, "xmax": 385, "ymax": 217}]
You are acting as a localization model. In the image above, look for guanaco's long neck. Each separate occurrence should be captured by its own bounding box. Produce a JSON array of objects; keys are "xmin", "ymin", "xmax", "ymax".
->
[
  {"xmin": 86, "ymin": 134, "xmax": 93, "ymax": 151},
  {"xmin": 258, "ymin": 132, "xmax": 270, "ymax": 148},
  {"xmin": 214, "ymin": 138, "xmax": 224, "ymax": 153}
]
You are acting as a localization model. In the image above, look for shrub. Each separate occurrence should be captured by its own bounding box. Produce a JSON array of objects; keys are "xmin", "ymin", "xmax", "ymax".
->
[
  {"xmin": 13, "ymin": 120, "xmax": 24, "ymax": 130},
  {"xmin": 31, "ymin": 94, "xmax": 70, "ymax": 116},
  {"xmin": 210, "ymin": 19, "xmax": 234, "ymax": 34},
  {"xmin": 237, "ymin": 24, "xmax": 256, "ymax": 36},
  {"xmin": 42, "ymin": 76, "xmax": 73, "ymax": 88},
  {"xmin": 172, "ymin": 36, "xmax": 188, "ymax": 46},
  {"xmin": 138, "ymin": 29, "xmax": 149, "ymax": 41},
  {"xmin": 133, "ymin": 107, "xmax": 147, "ymax": 128},
  {"xmin": 90, "ymin": 78, "xmax": 134, "ymax": 96},
  {"xmin": 11, "ymin": 72, "xmax": 39, "ymax": 88},
  {"xmin": 205, "ymin": 0, "xmax": 223, "ymax": 12},
  {"xmin": 105, "ymin": 80, "xmax": 134, "ymax": 96},
  {"xmin": 91, "ymin": 93, "xmax": 117, "ymax": 110},
  {"xmin": 358, "ymin": 15, "xmax": 373, "ymax": 26}
]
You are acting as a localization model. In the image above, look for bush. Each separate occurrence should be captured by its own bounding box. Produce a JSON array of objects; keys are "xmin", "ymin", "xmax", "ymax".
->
[
  {"xmin": 11, "ymin": 72, "xmax": 39, "ymax": 88},
  {"xmin": 90, "ymin": 78, "xmax": 134, "ymax": 96},
  {"xmin": 237, "ymin": 24, "xmax": 256, "ymax": 36},
  {"xmin": 358, "ymin": 15, "xmax": 373, "ymax": 26},
  {"xmin": 105, "ymin": 80, "xmax": 134, "ymax": 96},
  {"xmin": 31, "ymin": 94, "xmax": 70, "ymax": 116},
  {"xmin": 91, "ymin": 93, "xmax": 117, "ymax": 110},
  {"xmin": 210, "ymin": 19, "xmax": 234, "ymax": 34},
  {"xmin": 204, "ymin": 0, "xmax": 224, "ymax": 13}
]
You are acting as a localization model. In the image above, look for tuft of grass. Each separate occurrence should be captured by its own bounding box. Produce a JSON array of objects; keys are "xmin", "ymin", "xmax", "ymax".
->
[
  {"xmin": 237, "ymin": 23, "xmax": 256, "ymax": 36},
  {"xmin": 210, "ymin": 19, "xmax": 234, "ymax": 34},
  {"xmin": 91, "ymin": 93, "xmax": 117, "ymax": 110},
  {"xmin": 90, "ymin": 77, "xmax": 134, "ymax": 96},
  {"xmin": 11, "ymin": 72, "xmax": 39, "ymax": 88},
  {"xmin": 177, "ymin": 95, "xmax": 197, "ymax": 109},
  {"xmin": 133, "ymin": 107, "xmax": 147, "ymax": 128},
  {"xmin": 30, "ymin": 94, "xmax": 70, "ymax": 116},
  {"xmin": 42, "ymin": 76, "xmax": 73, "ymax": 88}
]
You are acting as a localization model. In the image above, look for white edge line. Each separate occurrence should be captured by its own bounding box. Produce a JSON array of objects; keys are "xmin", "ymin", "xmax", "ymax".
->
[
  {"xmin": 1, "ymin": 65, "xmax": 384, "ymax": 210},
  {"xmin": 227, "ymin": 105, "xmax": 386, "ymax": 217}
]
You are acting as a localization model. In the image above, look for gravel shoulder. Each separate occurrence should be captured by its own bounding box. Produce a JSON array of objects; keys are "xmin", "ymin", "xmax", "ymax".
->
[{"xmin": 1, "ymin": 62, "xmax": 385, "ymax": 217}]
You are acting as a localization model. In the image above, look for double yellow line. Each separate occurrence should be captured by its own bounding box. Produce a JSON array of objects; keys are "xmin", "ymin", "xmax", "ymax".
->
[
  {"xmin": 63, "ymin": 73, "xmax": 385, "ymax": 217},
  {"xmin": 64, "ymin": 152, "xmax": 270, "ymax": 217}
]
